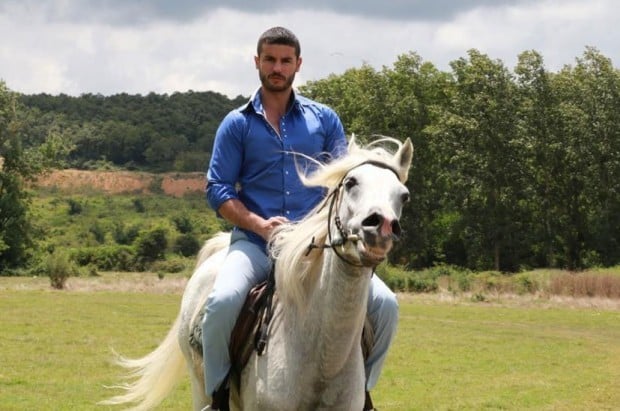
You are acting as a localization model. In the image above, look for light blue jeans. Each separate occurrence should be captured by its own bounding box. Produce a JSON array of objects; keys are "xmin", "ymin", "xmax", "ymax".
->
[{"xmin": 201, "ymin": 231, "xmax": 399, "ymax": 395}]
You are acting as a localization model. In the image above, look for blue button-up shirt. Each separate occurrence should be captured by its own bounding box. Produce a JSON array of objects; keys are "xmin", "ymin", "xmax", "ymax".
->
[{"xmin": 206, "ymin": 89, "xmax": 347, "ymax": 249}]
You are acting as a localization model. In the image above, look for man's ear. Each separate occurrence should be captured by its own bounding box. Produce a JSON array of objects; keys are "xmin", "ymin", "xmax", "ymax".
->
[{"xmin": 296, "ymin": 56, "xmax": 303, "ymax": 73}]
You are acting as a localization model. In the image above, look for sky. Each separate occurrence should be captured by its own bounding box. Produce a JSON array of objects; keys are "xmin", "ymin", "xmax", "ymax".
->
[{"xmin": 0, "ymin": 0, "xmax": 617, "ymax": 98}]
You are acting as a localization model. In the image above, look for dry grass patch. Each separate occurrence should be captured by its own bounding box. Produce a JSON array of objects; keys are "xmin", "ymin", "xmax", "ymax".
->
[
  {"xmin": 549, "ymin": 272, "xmax": 620, "ymax": 298},
  {"xmin": 0, "ymin": 272, "xmax": 188, "ymax": 294}
]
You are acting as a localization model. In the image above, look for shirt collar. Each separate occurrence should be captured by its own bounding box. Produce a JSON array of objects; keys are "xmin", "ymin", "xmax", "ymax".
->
[{"xmin": 241, "ymin": 87, "xmax": 302, "ymax": 115}]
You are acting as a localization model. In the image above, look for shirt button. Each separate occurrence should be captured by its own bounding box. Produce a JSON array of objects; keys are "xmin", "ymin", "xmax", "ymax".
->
[
  {"xmin": 286, "ymin": 210, "xmax": 290, "ymax": 215},
  {"xmin": 286, "ymin": 191, "xmax": 290, "ymax": 195},
  {"xmin": 285, "ymin": 171, "xmax": 289, "ymax": 175}
]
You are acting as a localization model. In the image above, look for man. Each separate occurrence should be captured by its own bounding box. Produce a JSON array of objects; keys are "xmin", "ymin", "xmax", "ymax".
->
[{"xmin": 203, "ymin": 26, "xmax": 398, "ymax": 410}]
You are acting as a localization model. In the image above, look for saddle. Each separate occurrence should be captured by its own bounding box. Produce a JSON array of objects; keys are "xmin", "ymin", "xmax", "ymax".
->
[{"xmin": 229, "ymin": 273, "xmax": 276, "ymax": 376}]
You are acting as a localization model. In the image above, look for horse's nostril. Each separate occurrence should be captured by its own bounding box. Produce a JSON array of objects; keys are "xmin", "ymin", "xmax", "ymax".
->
[
  {"xmin": 392, "ymin": 221, "xmax": 402, "ymax": 238},
  {"xmin": 361, "ymin": 213, "xmax": 382, "ymax": 228}
]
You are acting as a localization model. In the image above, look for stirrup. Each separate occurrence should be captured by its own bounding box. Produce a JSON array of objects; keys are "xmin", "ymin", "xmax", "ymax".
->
[{"xmin": 364, "ymin": 390, "xmax": 376, "ymax": 411}]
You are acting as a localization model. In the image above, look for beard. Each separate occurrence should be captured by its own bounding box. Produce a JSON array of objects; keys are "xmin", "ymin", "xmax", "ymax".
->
[{"xmin": 259, "ymin": 71, "xmax": 296, "ymax": 92}]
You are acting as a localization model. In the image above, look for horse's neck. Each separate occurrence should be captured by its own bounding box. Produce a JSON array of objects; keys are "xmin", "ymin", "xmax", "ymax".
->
[{"xmin": 309, "ymin": 252, "xmax": 372, "ymax": 379}]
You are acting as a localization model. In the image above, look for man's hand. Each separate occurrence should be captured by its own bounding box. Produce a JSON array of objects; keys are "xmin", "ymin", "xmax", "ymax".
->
[
  {"xmin": 257, "ymin": 216, "xmax": 289, "ymax": 241},
  {"xmin": 218, "ymin": 199, "xmax": 289, "ymax": 241}
]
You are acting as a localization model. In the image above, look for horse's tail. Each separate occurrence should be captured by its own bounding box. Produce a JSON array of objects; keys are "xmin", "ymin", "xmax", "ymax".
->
[{"xmin": 100, "ymin": 313, "xmax": 186, "ymax": 411}]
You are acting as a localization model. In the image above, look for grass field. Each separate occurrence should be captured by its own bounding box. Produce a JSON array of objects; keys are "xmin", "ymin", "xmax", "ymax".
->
[{"xmin": 1, "ymin": 274, "xmax": 619, "ymax": 410}]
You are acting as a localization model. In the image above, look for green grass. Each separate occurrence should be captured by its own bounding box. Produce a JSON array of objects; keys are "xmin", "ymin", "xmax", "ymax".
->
[
  {"xmin": 0, "ymin": 290, "xmax": 191, "ymax": 410},
  {"xmin": 377, "ymin": 297, "xmax": 620, "ymax": 410},
  {"xmin": 1, "ymin": 280, "xmax": 619, "ymax": 410}
]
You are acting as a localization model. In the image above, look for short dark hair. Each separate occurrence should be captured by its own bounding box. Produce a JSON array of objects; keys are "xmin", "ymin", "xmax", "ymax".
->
[{"xmin": 257, "ymin": 26, "xmax": 300, "ymax": 58}]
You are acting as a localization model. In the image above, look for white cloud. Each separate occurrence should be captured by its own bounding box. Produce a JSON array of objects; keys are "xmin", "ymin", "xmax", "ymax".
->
[{"xmin": 0, "ymin": 0, "xmax": 617, "ymax": 97}]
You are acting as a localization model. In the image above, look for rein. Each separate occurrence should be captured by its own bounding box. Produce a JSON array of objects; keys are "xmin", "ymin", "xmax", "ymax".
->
[{"xmin": 304, "ymin": 160, "xmax": 401, "ymax": 267}]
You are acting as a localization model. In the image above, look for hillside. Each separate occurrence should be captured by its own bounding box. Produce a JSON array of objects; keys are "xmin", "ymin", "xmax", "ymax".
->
[{"xmin": 35, "ymin": 169, "xmax": 205, "ymax": 197}]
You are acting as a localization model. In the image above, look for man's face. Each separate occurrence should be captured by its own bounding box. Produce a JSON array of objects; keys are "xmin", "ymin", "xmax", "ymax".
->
[{"xmin": 255, "ymin": 43, "xmax": 302, "ymax": 92}]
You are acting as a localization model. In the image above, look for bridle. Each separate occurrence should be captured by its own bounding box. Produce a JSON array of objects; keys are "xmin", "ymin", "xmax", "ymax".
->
[{"xmin": 305, "ymin": 160, "xmax": 402, "ymax": 267}]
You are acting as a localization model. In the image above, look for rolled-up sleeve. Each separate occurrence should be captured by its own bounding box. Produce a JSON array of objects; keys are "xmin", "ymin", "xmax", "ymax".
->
[{"xmin": 206, "ymin": 111, "xmax": 246, "ymax": 212}]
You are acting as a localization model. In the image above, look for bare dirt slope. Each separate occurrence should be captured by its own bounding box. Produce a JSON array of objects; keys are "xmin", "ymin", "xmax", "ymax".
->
[{"xmin": 35, "ymin": 169, "xmax": 205, "ymax": 197}]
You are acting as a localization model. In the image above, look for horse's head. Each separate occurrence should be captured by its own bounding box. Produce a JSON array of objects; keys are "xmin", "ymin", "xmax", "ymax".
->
[
  {"xmin": 270, "ymin": 136, "xmax": 413, "ymax": 309},
  {"xmin": 332, "ymin": 137, "xmax": 413, "ymax": 267}
]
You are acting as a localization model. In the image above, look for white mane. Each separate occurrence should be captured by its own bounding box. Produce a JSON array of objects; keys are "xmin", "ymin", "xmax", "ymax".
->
[{"xmin": 269, "ymin": 136, "xmax": 408, "ymax": 311}]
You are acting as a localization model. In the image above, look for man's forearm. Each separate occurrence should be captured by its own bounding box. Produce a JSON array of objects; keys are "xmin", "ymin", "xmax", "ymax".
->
[
  {"xmin": 217, "ymin": 199, "xmax": 288, "ymax": 241},
  {"xmin": 218, "ymin": 199, "xmax": 264, "ymax": 234}
]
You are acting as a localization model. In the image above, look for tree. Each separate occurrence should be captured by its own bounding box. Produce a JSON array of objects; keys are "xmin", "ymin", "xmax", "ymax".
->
[
  {"xmin": 380, "ymin": 53, "xmax": 453, "ymax": 267},
  {"xmin": 549, "ymin": 48, "xmax": 620, "ymax": 268},
  {"xmin": 0, "ymin": 82, "xmax": 70, "ymax": 271},
  {"xmin": 428, "ymin": 50, "xmax": 525, "ymax": 271},
  {"xmin": 514, "ymin": 50, "xmax": 563, "ymax": 267}
]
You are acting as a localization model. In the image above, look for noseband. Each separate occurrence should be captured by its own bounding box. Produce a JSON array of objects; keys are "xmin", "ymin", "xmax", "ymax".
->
[{"xmin": 305, "ymin": 160, "xmax": 402, "ymax": 267}]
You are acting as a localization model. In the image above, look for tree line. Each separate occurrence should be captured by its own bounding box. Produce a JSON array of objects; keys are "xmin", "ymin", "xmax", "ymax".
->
[
  {"xmin": 19, "ymin": 90, "xmax": 246, "ymax": 171},
  {"xmin": 300, "ymin": 46, "xmax": 620, "ymax": 272},
  {"xmin": 2, "ymin": 46, "xmax": 619, "ymax": 273}
]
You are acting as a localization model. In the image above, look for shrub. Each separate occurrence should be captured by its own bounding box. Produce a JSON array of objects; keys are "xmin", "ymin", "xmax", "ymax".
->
[
  {"xmin": 172, "ymin": 214, "xmax": 193, "ymax": 234},
  {"xmin": 471, "ymin": 271, "xmax": 507, "ymax": 293},
  {"xmin": 454, "ymin": 271, "xmax": 472, "ymax": 292},
  {"xmin": 112, "ymin": 222, "xmax": 140, "ymax": 245},
  {"xmin": 71, "ymin": 245, "xmax": 136, "ymax": 271},
  {"xmin": 135, "ymin": 227, "xmax": 168, "ymax": 263},
  {"xmin": 132, "ymin": 198, "xmax": 145, "ymax": 213},
  {"xmin": 376, "ymin": 264, "xmax": 438, "ymax": 293},
  {"xmin": 173, "ymin": 233, "xmax": 200, "ymax": 257},
  {"xmin": 514, "ymin": 272, "xmax": 538, "ymax": 294},
  {"xmin": 89, "ymin": 223, "xmax": 106, "ymax": 244},
  {"xmin": 67, "ymin": 198, "xmax": 83, "ymax": 215},
  {"xmin": 86, "ymin": 264, "xmax": 99, "ymax": 277},
  {"xmin": 151, "ymin": 256, "xmax": 190, "ymax": 274},
  {"xmin": 407, "ymin": 275, "xmax": 439, "ymax": 293},
  {"xmin": 38, "ymin": 251, "xmax": 81, "ymax": 289},
  {"xmin": 425, "ymin": 264, "xmax": 467, "ymax": 279}
]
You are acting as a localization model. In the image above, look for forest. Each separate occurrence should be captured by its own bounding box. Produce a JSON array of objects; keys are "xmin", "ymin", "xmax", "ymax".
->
[{"xmin": 2, "ymin": 46, "xmax": 619, "ymax": 273}]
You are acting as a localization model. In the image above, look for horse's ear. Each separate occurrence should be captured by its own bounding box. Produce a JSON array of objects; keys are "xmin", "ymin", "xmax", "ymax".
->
[
  {"xmin": 394, "ymin": 138, "xmax": 414, "ymax": 183},
  {"xmin": 348, "ymin": 133, "xmax": 357, "ymax": 151}
]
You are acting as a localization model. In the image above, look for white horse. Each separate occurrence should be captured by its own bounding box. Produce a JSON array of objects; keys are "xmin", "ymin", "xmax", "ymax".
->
[{"xmin": 103, "ymin": 136, "xmax": 413, "ymax": 411}]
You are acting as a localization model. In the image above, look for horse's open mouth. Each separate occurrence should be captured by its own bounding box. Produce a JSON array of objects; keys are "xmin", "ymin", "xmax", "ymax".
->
[{"xmin": 358, "ymin": 243, "xmax": 389, "ymax": 266}]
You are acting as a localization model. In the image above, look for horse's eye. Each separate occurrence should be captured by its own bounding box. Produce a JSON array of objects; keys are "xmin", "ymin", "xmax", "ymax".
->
[
  {"xmin": 344, "ymin": 177, "xmax": 358, "ymax": 190},
  {"xmin": 401, "ymin": 192, "xmax": 410, "ymax": 203}
]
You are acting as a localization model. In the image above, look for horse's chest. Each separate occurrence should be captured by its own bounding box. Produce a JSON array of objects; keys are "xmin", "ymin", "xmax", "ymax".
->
[
  {"xmin": 241, "ymin": 341, "xmax": 363, "ymax": 410},
  {"xmin": 238, "ymin": 307, "xmax": 365, "ymax": 410}
]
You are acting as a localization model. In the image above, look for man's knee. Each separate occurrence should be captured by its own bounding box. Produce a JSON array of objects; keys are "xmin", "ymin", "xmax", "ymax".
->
[
  {"xmin": 368, "ymin": 281, "xmax": 399, "ymax": 336},
  {"xmin": 377, "ymin": 291, "xmax": 399, "ymax": 329},
  {"xmin": 204, "ymin": 288, "xmax": 245, "ymax": 324}
]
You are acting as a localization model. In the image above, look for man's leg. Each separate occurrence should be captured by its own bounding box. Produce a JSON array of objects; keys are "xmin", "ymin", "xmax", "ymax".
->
[
  {"xmin": 201, "ymin": 232, "xmax": 271, "ymax": 400},
  {"xmin": 365, "ymin": 275, "xmax": 399, "ymax": 391}
]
